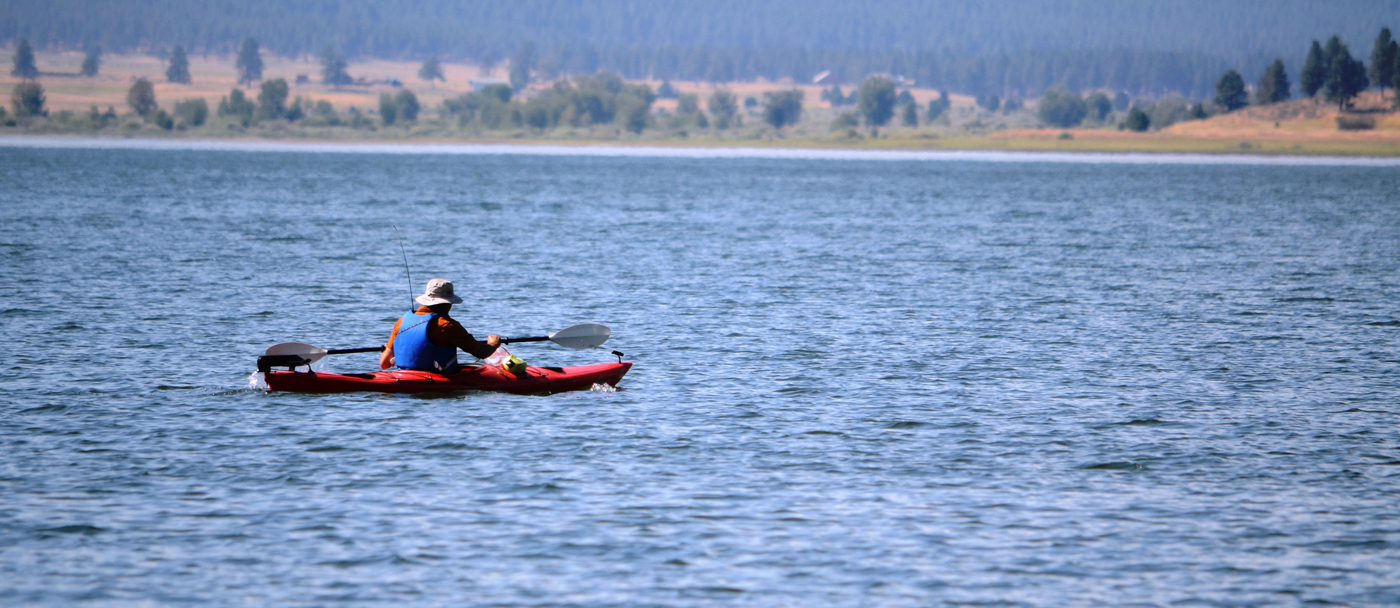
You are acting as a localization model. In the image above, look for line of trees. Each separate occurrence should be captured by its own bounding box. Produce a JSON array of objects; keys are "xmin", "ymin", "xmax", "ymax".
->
[
  {"xmin": 10, "ymin": 28, "xmax": 1398, "ymax": 111},
  {"xmin": 9, "ymin": 26, "xmax": 1399, "ymax": 136},
  {"xmin": 1299, "ymin": 36, "xmax": 1369, "ymax": 108},
  {"xmin": 1226, "ymin": 29, "xmax": 1395, "ymax": 112},
  {"xmin": 0, "ymin": 36, "xmax": 1267, "ymax": 100},
  {"xmin": 444, "ymin": 71, "xmax": 660, "ymax": 133}
]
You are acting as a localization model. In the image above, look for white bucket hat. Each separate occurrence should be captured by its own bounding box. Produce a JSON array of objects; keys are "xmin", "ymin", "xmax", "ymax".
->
[{"xmin": 415, "ymin": 278, "xmax": 464, "ymax": 306}]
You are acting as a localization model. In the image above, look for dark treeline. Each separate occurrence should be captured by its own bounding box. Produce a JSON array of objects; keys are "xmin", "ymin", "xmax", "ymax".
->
[
  {"xmin": 4, "ymin": 0, "xmax": 1396, "ymax": 97},
  {"xmin": 5, "ymin": 0, "xmax": 1392, "ymax": 62}
]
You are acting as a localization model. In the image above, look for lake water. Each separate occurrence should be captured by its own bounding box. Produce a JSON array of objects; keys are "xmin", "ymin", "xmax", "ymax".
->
[{"xmin": 2, "ymin": 141, "xmax": 1399, "ymax": 606}]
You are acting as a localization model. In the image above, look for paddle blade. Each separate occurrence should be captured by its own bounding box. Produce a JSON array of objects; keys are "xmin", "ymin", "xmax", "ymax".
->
[
  {"xmin": 548, "ymin": 323, "xmax": 611, "ymax": 350},
  {"xmin": 265, "ymin": 342, "xmax": 330, "ymax": 364}
]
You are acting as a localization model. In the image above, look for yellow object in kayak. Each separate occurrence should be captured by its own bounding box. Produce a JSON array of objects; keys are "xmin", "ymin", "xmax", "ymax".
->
[{"xmin": 501, "ymin": 354, "xmax": 527, "ymax": 376}]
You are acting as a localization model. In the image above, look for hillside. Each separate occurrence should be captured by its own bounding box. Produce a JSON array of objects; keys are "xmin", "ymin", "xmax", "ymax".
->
[
  {"xmin": 3, "ymin": 1, "xmax": 1397, "ymax": 97},
  {"xmin": 4, "ymin": 49, "xmax": 1397, "ymax": 157}
]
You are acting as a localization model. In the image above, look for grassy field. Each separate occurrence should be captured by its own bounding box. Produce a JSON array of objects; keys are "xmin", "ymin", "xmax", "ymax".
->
[{"xmin": 4, "ymin": 49, "xmax": 1399, "ymax": 156}]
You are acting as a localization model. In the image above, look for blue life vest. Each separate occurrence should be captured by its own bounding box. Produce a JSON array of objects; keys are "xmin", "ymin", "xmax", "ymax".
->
[{"xmin": 393, "ymin": 312, "xmax": 458, "ymax": 372}]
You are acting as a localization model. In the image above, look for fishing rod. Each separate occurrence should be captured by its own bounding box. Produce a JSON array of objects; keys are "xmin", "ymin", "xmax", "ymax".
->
[{"xmin": 392, "ymin": 225, "xmax": 414, "ymax": 311}]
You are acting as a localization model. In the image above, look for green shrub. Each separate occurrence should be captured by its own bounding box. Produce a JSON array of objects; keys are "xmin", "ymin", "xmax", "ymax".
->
[
  {"xmin": 831, "ymin": 112, "xmax": 858, "ymax": 130},
  {"xmin": 677, "ymin": 92, "xmax": 699, "ymax": 114},
  {"xmin": 257, "ymin": 78, "xmax": 289, "ymax": 120},
  {"xmin": 1122, "ymin": 106, "xmax": 1150, "ymax": 131},
  {"xmin": 1084, "ymin": 93, "xmax": 1112, "ymax": 121},
  {"xmin": 763, "ymin": 89, "xmax": 804, "ymax": 129},
  {"xmin": 217, "ymin": 89, "xmax": 255, "ymax": 126},
  {"xmin": 174, "ymin": 98, "xmax": 208, "ymax": 126},
  {"xmin": 1037, "ymin": 85, "xmax": 1086, "ymax": 128},
  {"xmin": 394, "ymin": 89, "xmax": 420, "ymax": 121},
  {"xmin": 708, "ymin": 89, "xmax": 737, "ymax": 129},
  {"xmin": 152, "ymin": 108, "xmax": 174, "ymax": 130},
  {"xmin": 857, "ymin": 76, "xmax": 896, "ymax": 126},
  {"xmin": 127, "ymin": 78, "xmax": 158, "ymax": 117}
]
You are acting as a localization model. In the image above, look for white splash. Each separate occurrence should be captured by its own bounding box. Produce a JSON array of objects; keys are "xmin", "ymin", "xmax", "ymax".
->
[
  {"xmin": 590, "ymin": 383, "xmax": 618, "ymax": 393},
  {"xmin": 248, "ymin": 372, "xmax": 268, "ymax": 391}
]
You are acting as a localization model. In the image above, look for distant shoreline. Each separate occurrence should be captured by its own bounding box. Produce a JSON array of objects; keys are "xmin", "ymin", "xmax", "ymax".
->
[
  {"xmin": 6, "ymin": 49, "xmax": 1397, "ymax": 159},
  {"xmin": 5, "ymin": 135, "xmax": 1399, "ymax": 166}
]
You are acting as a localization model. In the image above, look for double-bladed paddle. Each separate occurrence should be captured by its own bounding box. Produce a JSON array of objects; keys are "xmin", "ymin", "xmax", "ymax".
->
[
  {"xmin": 258, "ymin": 323, "xmax": 612, "ymax": 372},
  {"xmin": 500, "ymin": 323, "xmax": 610, "ymax": 349}
]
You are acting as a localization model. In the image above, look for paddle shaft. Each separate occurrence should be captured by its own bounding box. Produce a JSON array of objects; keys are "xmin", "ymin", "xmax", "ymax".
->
[
  {"xmin": 319, "ymin": 339, "xmax": 539, "ymax": 353},
  {"xmin": 327, "ymin": 346, "xmax": 385, "ymax": 354},
  {"xmin": 328, "ymin": 338, "xmax": 542, "ymax": 351},
  {"xmin": 258, "ymin": 345, "xmax": 382, "ymax": 373}
]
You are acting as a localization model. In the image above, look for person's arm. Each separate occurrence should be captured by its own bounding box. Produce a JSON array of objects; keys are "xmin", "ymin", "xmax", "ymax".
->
[
  {"xmin": 432, "ymin": 317, "xmax": 501, "ymax": 360},
  {"xmin": 379, "ymin": 318, "xmax": 402, "ymax": 369}
]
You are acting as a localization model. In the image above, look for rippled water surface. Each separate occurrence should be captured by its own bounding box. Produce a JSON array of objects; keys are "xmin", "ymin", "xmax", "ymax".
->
[{"xmin": 2, "ymin": 145, "xmax": 1399, "ymax": 606}]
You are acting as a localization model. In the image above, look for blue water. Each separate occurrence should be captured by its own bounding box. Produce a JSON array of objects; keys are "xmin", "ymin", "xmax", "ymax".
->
[{"xmin": 2, "ymin": 143, "xmax": 1399, "ymax": 606}]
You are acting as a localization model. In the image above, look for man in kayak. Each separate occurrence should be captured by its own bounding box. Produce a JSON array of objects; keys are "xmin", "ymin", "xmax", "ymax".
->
[{"xmin": 378, "ymin": 278, "xmax": 500, "ymax": 371}]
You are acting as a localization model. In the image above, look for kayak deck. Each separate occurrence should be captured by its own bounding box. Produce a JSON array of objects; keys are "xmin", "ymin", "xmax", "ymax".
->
[{"xmin": 264, "ymin": 361, "xmax": 631, "ymax": 395}]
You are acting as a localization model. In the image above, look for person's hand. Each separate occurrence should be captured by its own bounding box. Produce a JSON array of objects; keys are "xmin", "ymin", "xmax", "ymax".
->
[{"xmin": 486, "ymin": 335, "xmax": 501, "ymax": 347}]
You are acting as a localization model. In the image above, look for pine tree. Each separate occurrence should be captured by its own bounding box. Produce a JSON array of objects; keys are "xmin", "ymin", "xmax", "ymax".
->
[
  {"xmin": 1301, "ymin": 40, "xmax": 1327, "ymax": 97},
  {"xmin": 236, "ymin": 38, "xmax": 263, "ymax": 85},
  {"xmin": 379, "ymin": 92, "xmax": 398, "ymax": 125},
  {"xmin": 1255, "ymin": 58, "xmax": 1290, "ymax": 105},
  {"xmin": 1214, "ymin": 69, "xmax": 1247, "ymax": 111},
  {"xmin": 320, "ymin": 46, "xmax": 352, "ymax": 87},
  {"xmin": 11, "ymin": 39, "xmax": 38, "ymax": 79},
  {"xmin": 80, "ymin": 45, "xmax": 101, "ymax": 77},
  {"xmin": 926, "ymin": 90, "xmax": 950, "ymax": 120},
  {"xmin": 1394, "ymin": 51, "xmax": 1400, "ymax": 107},
  {"xmin": 509, "ymin": 40, "xmax": 536, "ymax": 91},
  {"xmin": 900, "ymin": 101, "xmax": 917, "ymax": 126},
  {"xmin": 1323, "ymin": 37, "xmax": 1369, "ymax": 109},
  {"xmin": 166, "ymin": 45, "xmax": 191, "ymax": 83},
  {"xmin": 1370, "ymin": 28, "xmax": 1397, "ymax": 99},
  {"xmin": 418, "ymin": 56, "xmax": 444, "ymax": 83}
]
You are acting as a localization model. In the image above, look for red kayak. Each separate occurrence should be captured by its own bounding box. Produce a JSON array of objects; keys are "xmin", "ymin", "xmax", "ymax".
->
[{"xmin": 265, "ymin": 361, "xmax": 631, "ymax": 395}]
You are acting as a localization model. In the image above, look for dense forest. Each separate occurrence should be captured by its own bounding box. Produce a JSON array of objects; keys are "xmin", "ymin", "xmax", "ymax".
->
[{"xmin": 3, "ymin": 0, "xmax": 1396, "ymax": 97}]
